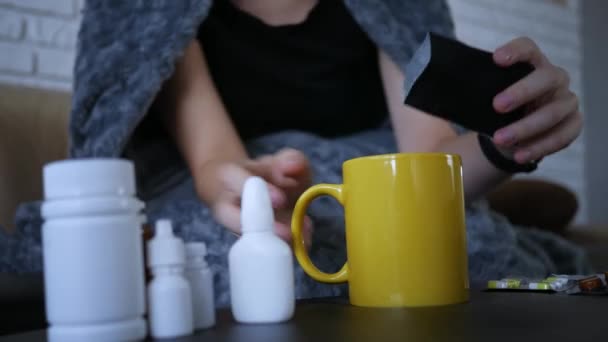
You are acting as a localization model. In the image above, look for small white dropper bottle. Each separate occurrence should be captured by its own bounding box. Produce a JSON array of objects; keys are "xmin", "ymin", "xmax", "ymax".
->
[
  {"xmin": 185, "ymin": 242, "xmax": 216, "ymax": 330},
  {"xmin": 228, "ymin": 176, "xmax": 295, "ymax": 323},
  {"xmin": 147, "ymin": 220, "xmax": 194, "ymax": 339}
]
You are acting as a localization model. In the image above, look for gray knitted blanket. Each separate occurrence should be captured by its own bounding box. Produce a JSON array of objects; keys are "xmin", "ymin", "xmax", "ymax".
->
[{"xmin": 0, "ymin": 0, "xmax": 592, "ymax": 284}]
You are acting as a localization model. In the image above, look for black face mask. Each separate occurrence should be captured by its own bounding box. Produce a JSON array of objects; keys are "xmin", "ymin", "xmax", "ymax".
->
[{"xmin": 403, "ymin": 33, "xmax": 534, "ymax": 137}]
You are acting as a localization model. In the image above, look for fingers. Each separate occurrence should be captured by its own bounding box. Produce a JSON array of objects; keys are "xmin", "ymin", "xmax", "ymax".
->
[
  {"xmin": 242, "ymin": 156, "xmax": 274, "ymax": 181},
  {"xmin": 210, "ymin": 155, "xmax": 313, "ymax": 240},
  {"xmin": 274, "ymin": 211, "xmax": 314, "ymax": 249},
  {"xmin": 211, "ymin": 193, "xmax": 242, "ymax": 235},
  {"xmin": 246, "ymin": 148, "xmax": 312, "ymax": 208},
  {"xmin": 210, "ymin": 150, "xmax": 313, "ymax": 244},
  {"xmin": 251, "ymin": 148, "xmax": 311, "ymax": 189},
  {"xmin": 273, "ymin": 209, "xmax": 295, "ymax": 243},
  {"xmin": 493, "ymin": 65, "xmax": 570, "ymax": 113},
  {"xmin": 494, "ymin": 91, "xmax": 578, "ymax": 146},
  {"xmin": 494, "ymin": 36, "xmax": 548, "ymax": 68},
  {"xmin": 511, "ymin": 110, "xmax": 583, "ymax": 164},
  {"xmin": 244, "ymin": 152, "xmax": 301, "ymax": 189},
  {"xmin": 490, "ymin": 36, "xmax": 582, "ymax": 163},
  {"xmin": 213, "ymin": 181, "xmax": 315, "ymax": 247},
  {"xmin": 302, "ymin": 215, "xmax": 314, "ymax": 249},
  {"xmin": 271, "ymin": 148, "xmax": 313, "ymax": 202},
  {"xmin": 220, "ymin": 162, "xmax": 287, "ymax": 208},
  {"xmin": 273, "ymin": 221, "xmax": 293, "ymax": 244},
  {"xmin": 273, "ymin": 148, "xmax": 310, "ymax": 176}
]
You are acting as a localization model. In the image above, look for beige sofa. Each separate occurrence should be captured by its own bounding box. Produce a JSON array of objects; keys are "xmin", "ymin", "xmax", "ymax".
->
[
  {"xmin": 0, "ymin": 84, "xmax": 70, "ymax": 334},
  {"xmin": 0, "ymin": 84, "xmax": 70, "ymax": 232}
]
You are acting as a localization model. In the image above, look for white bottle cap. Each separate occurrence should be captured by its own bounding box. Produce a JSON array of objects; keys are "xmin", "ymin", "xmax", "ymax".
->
[
  {"xmin": 43, "ymin": 158, "xmax": 136, "ymax": 200},
  {"xmin": 241, "ymin": 177, "xmax": 274, "ymax": 234},
  {"xmin": 147, "ymin": 220, "xmax": 185, "ymax": 267},
  {"xmin": 185, "ymin": 242, "xmax": 207, "ymax": 258}
]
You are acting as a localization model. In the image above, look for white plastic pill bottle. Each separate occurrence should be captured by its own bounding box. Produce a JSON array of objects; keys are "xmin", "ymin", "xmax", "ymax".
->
[{"xmin": 41, "ymin": 159, "xmax": 147, "ymax": 342}]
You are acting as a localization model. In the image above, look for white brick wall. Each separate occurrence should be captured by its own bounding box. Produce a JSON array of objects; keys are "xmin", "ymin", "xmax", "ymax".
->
[
  {"xmin": 36, "ymin": 46, "xmax": 75, "ymax": 79},
  {"xmin": 0, "ymin": 0, "xmax": 76, "ymax": 16},
  {"xmin": 24, "ymin": 14, "xmax": 80, "ymax": 49},
  {"xmin": 0, "ymin": 0, "xmax": 80, "ymax": 91},
  {"xmin": 0, "ymin": 8, "xmax": 22, "ymax": 40},
  {"xmin": 0, "ymin": 0, "xmax": 588, "ymax": 222},
  {"xmin": 448, "ymin": 0, "xmax": 587, "ymax": 222},
  {"xmin": 0, "ymin": 41, "xmax": 33, "ymax": 73}
]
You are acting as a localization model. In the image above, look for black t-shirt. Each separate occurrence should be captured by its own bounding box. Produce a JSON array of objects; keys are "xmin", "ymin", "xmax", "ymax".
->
[{"xmin": 198, "ymin": 0, "xmax": 389, "ymax": 140}]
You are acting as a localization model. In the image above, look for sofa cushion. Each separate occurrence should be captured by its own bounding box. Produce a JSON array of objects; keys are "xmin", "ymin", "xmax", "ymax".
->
[
  {"xmin": 486, "ymin": 178, "xmax": 579, "ymax": 234},
  {"xmin": 0, "ymin": 84, "xmax": 70, "ymax": 231}
]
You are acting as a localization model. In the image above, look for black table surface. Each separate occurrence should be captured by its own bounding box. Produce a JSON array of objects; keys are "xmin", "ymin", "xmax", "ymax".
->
[{"xmin": 3, "ymin": 290, "xmax": 606, "ymax": 342}]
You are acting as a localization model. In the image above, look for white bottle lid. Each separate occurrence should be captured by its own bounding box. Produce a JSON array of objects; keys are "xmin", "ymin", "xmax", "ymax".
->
[
  {"xmin": 185, "ymin": 242, "xmax": 209, "ymax": 269},
  {"xmin": 147, "ymin": 220, "xmax": 185, "ymax": 268},
  {"xmin": 185, "ymin": 242, "xmax": 207, "ymax": 259},
  {"xmin": 241, "ymin": 177, "xmax": 274, "ymax": 234},
  {"xmin": 43, "ymin": 158, "xmax": 136, "ymax": 200}
]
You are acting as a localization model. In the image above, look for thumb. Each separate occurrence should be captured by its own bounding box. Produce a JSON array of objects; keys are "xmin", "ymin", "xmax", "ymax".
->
[
  {"xmin": 211, "ymin": 193, "xmax": 242, "ymax": 235},
  {"xmin": 242, "ymin": 156, "xmax": 274, "ymax": 181}
]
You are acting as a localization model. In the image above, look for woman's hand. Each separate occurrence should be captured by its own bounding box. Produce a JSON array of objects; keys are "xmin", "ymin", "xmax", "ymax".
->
[
  {"xmin": 195, "ymin": 148, "xmax": 314, "ymax": 246},
  {"xmin": 491, "ymin": 37, "xmax": 583, "ymax": 164},
  {"xmin": 163, "ymin": 40, "xmax": 313, "ymax": 244}
]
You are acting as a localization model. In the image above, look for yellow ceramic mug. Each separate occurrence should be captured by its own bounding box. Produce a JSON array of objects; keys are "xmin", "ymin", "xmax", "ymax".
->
[{"xmin": 292, "ymin": 153, "xmax": 469, "ymax": 307}]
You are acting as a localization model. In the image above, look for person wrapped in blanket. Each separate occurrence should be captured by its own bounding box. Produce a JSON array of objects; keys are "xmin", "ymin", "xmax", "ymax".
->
[{"xmin": 3, "ymin": 0, "xmax": 590, "ymax": 307}]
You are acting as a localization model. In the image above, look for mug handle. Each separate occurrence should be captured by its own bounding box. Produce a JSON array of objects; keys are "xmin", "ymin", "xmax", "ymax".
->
[{"xmin": 291, "ymin": 184, "xmax": 348, "ymax": 283}]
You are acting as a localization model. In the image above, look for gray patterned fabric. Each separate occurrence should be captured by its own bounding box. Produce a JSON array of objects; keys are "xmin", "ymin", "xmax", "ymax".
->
[{"xmin": 2, "ymin": 0, "xmax": 593, "ymax": 305}]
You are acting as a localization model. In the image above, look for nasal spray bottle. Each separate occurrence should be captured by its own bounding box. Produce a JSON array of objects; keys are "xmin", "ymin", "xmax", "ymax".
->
[{"xmin": 229, "ymin": 177, "xmax": 295, "ymax": 323}]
